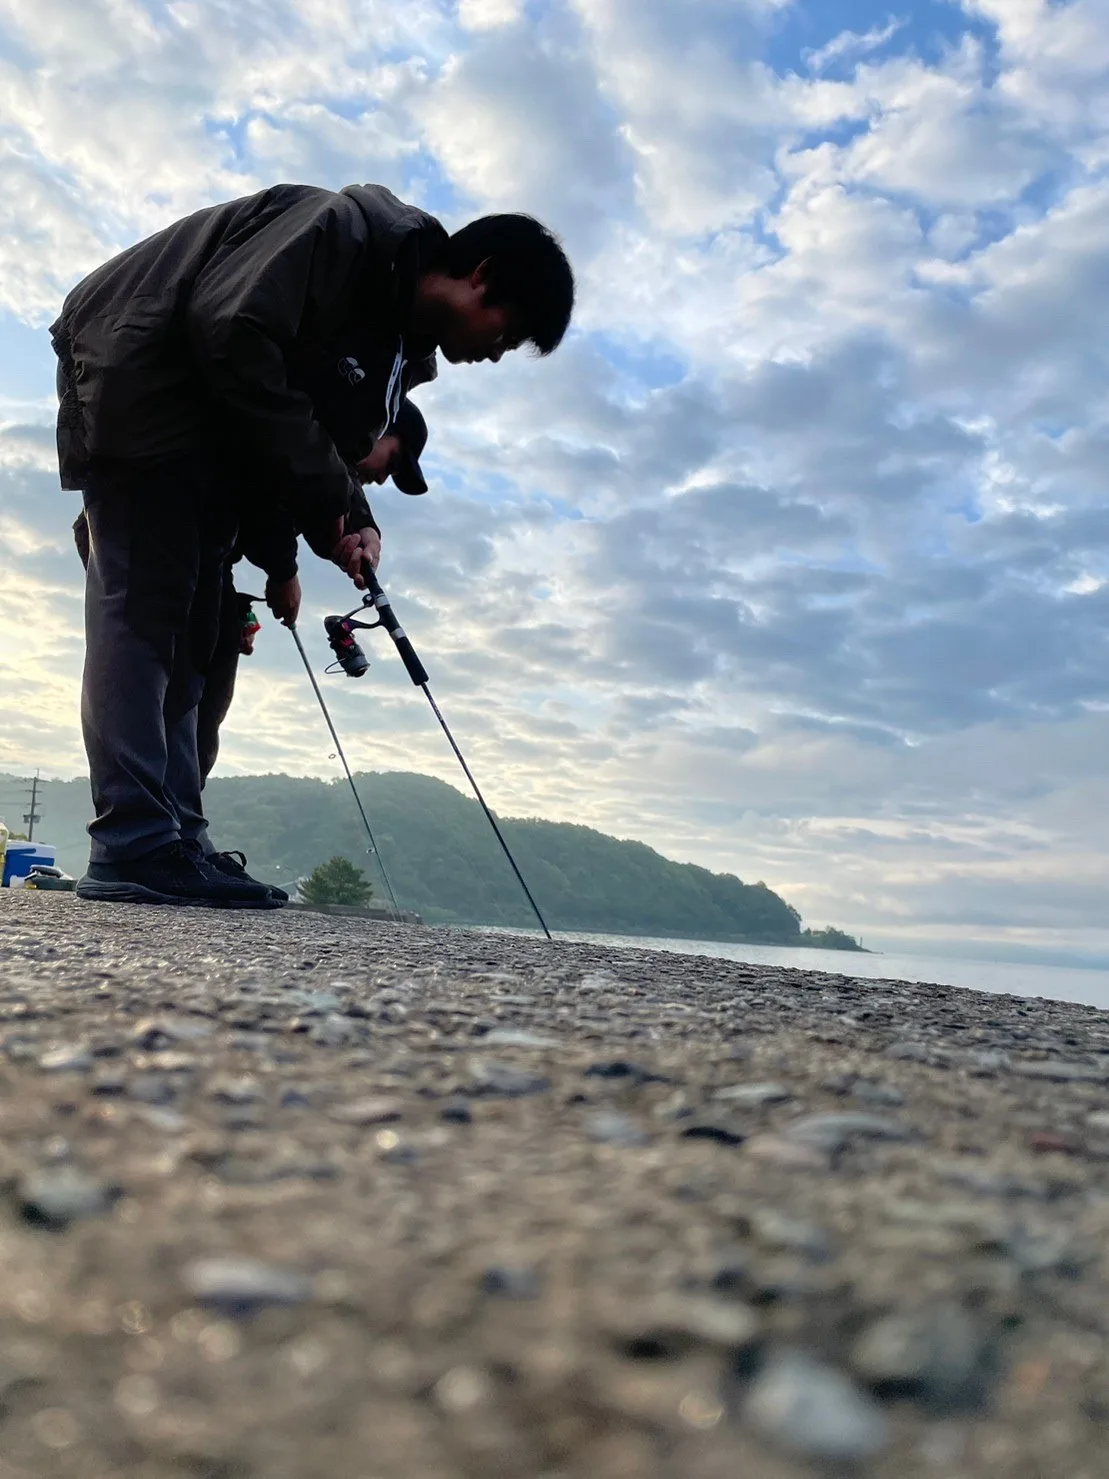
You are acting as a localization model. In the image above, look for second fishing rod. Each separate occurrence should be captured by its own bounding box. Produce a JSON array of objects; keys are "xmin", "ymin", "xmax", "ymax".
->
[{"xmin": 292, "ymin": 560, "xmax": 553, "ymax": 941}]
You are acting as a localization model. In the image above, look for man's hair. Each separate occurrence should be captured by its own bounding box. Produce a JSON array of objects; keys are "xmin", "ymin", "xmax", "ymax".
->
[{"xmin": 445, "ymin": 214, "xmax": 574, "ymax": 355}]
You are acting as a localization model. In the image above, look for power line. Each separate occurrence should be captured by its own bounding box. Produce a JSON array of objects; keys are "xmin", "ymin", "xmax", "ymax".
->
[
  {"xmin": 0, "ymin": 773, "xmax": 44, "ymax": 840},
  {"xmin": 23, "ymin": 774, "xmax": 42, "ymax": 842}
]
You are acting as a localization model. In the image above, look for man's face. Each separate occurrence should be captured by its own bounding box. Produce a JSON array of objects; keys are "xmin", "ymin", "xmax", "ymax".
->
[
  {"xmin": 355, "ymin": 433, "xmax": 402, "ymax": 485},
  {"xmin": 438, "ymin": 262, "xmax": 523, "ymax": 366}
]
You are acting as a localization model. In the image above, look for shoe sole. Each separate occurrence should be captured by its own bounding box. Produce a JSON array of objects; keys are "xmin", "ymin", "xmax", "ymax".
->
[{"xmin": 76, "ymin": 879, "xmax": 280, "ymax": 909}]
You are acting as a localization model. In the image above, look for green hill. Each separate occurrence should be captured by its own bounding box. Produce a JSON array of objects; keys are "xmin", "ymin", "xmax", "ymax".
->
[{"xmin": 0, "ymin": 770, "xmax": 861, "ymax": 947}]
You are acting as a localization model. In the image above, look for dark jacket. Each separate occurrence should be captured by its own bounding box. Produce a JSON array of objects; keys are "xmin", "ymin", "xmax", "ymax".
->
[
  {"xmin": 51, "ymin": 183, "xmax": 443, "ymax": 532},
  {"xmin": 74, "ymin": 495, "xmax": 303, "ymax": 588}
]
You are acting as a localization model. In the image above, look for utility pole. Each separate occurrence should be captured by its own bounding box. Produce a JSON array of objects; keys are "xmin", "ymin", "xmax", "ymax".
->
[{"xmin": 22, "ymin": 774, "xmax": 42, "ymax": 842}]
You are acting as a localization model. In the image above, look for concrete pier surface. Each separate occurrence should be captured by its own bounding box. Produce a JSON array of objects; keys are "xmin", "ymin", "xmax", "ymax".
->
[{"xmin": 0, "ymin": 890, "xmax": 1107, "ymax": 1478}]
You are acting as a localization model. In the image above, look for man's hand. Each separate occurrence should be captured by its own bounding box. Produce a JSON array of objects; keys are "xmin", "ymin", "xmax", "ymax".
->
[
  {"xmin": 265, "ymin": 573, "xmax": 302, "ymax": 628},
  {"xmin": 331, "ymin": 526, "xmax": 382, "ymax": 590}
]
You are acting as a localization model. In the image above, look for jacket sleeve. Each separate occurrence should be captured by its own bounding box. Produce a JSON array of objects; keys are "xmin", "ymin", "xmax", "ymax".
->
[
  {"xmin": 186, "ymin": 191, "xmax": 366, "ymax": 527},
  {"xmin": 236, "ymin": 503, "xmax": 299, "ymax": 585},
  {"xmin": 345, "ymin": 481, "xmax": 380, "ymax": 537}
]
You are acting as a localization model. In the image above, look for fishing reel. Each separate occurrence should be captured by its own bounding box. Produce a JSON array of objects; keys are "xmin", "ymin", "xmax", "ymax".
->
[
  {"xmin": 324, "ymin": 564, "xmax": 428, "ymax": 689},
  {"xmin": 324, "ymin": 607, "xmax": 377, "ymax": 678}
]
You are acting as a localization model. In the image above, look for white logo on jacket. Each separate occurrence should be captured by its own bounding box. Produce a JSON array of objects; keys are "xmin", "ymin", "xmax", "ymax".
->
[{"xmin": 338, "ymin": 356, "xmax": 365, "ymax": 385}]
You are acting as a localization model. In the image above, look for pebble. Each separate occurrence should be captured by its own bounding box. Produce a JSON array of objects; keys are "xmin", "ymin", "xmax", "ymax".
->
[
  {"xmin": 748, "ymin": 1208, "xmax": 831, "ymax": 1263},
  {"xmin": 743, "ymin": 1133, "xmax": 830, "ymax": 1171},
  {"xmin": 131, "ymin": 1019, "xmax": 213, "ymax": 1050},
  {"xmin": 141, "ymin": 1051, "xmax": 196, "ymax": 1073},
  {"xmin": 613, "ymin": 1295, "xmax": 759, "ymax": 1356},
  {"xmin": 480, "ymin": 1029, "xmax": 559, "ymax": 1049},
  {"xmin": 850, "ymin": 1301, "xmax": 990, "ymax": 1413},
  {"xmin": 207, "ymin": 1075, "xmax": 263, "ymax": 1105},
  {"xmin": 937, "ymin": 1162, "xmax": 1054, "ymax": 1200},
  {"xmin": 885, "ymin": 1041, "xmax": 930, "ymax": 1062},
  {"xmin": 182, "ymin": 1257, "xmax": 313, "ymax": 1314},
  {"xmin": 747, "ymin": 1264, "xmax": 822, "ymax": 1306},
  {"xmin": 1002, "ymin": 1224, "xmax": 1087, "ymax": 1277},
  {"xmin": 712, "ymin": 1082, "xmax": 792, "ymax": 1107},
  {"xmin": 440, "ymin": 1099, "xmax": 473, "ymax": 1124},
  {"xmin": 1028, "ymin": 1130, "xmax": 1082, "ymax": 1155},
  {"xmin": 584, "ymin": 1059, "xmax": 667, "ymax": 1083},
  {"xmin": 19, "ymin": 1168, "xmax": 118, "ymax": 1229},
  {"xmin": 481, "ymin": 1266, "xmax": 541, "ymax": 1299},
  {"xmin": 821, "ymin": 1072, "xmax": 855, "ymax": 1095},
  {"xmin": 283, "ymin": 989, "xmax": 343, "ymax": 1015},
  {"xmin": 1012, "ymin": 1061, "xmax": 1109, "ymax": 1083},
  {"xmin": 680, "ymin": 1119, "xmax": 745, "ymax": 1145},
  {"xmin": 136, "ymin": 1107, "xmax": 188, "ymax": 1133},
  {"xmin": 90, "ymin": 1070, "xmax": 127, "ymax": 1096},
  {"xmin": 784, "ymin": 1112, "xmax": 915, "ymax": 1154},
  {"xmin": 328, "ymin": 1097, "xmax": 403, "ymax": 1127},
  {"xmin": 379, "ymin": 1139, "xmax": 419, "ymax": 1166},
  {"xmin": 129, "ymin": 1075, "xmax": 178, "ymax": 1106},
  {"xmin": 280, "ymin": 1087, "xmax": 314, "ymax": 1109},
  {"xmin": 742, "ymin": 1351, "xmax": 889, "ymax": 1464},
  {"xmin": 310, "ymin": 1016, "xmax": 363, "ymax": 1047},
  {"xmin": 851, "ymin": 1080, "xmax": 905, "ymax": 1107},
  {"xmin": 587, "ymin": 1110, "xmax": 650, "ymax": 1147},
  {"xmin": 966, "ymin": 1050, "xmax": 1010, "ymax": 1076},
  {"xmin": 38, "ymin": 1043, "xmax": 93, "ymax": 1073},
  {"xmin": 469, "ymin": 1061, "xmax": 551, "ymax": 1098},
  {"xmin": 881, "ymin": 1197, "xmax": 1001, "ymax": 1239},
  {"xmin": 709, "ymin": 1253, "xmax": 750, "ymax": 1294}
]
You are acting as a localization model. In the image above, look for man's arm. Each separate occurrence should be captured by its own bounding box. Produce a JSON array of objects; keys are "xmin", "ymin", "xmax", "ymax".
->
[
  {"xmin": 186, "ymin": 191, "xmax": 368, "ymax": 535},
  {"xmin": 236, "ymin": 495, "xmax": 302, "ymax": 627},
  {"xmin": 237, "ymin": 504, "xmax": 299, "ymax": 587},
  {"xmin": 346, "ymin": 481, "xmax": 379, "ymax": 538}
]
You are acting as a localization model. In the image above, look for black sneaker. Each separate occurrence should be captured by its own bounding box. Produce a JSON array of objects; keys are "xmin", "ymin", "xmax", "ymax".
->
[
  {"xmin": 208, "ymin": 849, "xmax": 289, "ymax": 905},
  {"xmin": 76, "ymin": 840, "xmax": 275, "ymax": 909}
]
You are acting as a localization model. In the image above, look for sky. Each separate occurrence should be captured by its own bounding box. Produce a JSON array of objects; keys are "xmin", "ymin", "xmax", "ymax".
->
[{"xmin": 2, "ymin": 0, "xmax": 1109, "ymax": 964}]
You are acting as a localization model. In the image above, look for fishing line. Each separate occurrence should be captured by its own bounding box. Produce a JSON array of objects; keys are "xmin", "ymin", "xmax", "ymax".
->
[
  {"xmin": 323, "ymin": 565, "xmax": 553, "ymax": 942},
  {"xmin": 286, "ymin": 621, "xmax": 404, "ymax": 921}
]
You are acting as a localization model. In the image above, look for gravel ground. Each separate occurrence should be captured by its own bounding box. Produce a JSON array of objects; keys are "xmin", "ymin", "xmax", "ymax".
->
[{"xmin": 2, "ymin": 892, "xmax": 1109, "ymax": 1479}]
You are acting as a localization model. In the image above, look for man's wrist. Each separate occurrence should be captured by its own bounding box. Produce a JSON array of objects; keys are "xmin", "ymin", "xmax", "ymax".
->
[{"xmin": 265, "ymin": 562, "xmax": 298, "ymax": 586}]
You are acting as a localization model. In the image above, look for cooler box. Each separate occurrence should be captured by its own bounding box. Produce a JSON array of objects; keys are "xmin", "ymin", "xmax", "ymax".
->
[{"xmin": 3, "ymin": 843, "xmax": 57, "ymax": 887}]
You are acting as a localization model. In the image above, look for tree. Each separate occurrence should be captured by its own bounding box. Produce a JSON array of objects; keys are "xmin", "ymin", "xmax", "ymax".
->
[
  {"xmin": 801, "ymin": 926, "xmax": 864, "ymax": 952},
  {"xmin": 297, "ymin": 856, "xmax": 374, "ymax": 909}
]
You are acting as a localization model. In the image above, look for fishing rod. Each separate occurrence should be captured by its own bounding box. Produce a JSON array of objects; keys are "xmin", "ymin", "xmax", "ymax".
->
[
  {"xmin": 322, "ymin": 563, "xmax": 554, "ymax": 942},
  {"xmin": 286, "ymin": 619, "xmax": 404, "ymax": 921}
]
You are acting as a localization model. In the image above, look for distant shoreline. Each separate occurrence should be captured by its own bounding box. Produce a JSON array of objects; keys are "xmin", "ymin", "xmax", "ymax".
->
[{"xmin": 440, "ymin": 920, "xmax": 870, "ymax": 952}]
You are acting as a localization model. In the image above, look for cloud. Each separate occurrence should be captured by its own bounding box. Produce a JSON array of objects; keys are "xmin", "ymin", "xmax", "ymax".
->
[
  {"xmin": 416, "ymin": 21, "xmax": 634, "ymax": 252},
  {"xmin": 458, "ymin": 0, "xmax": 524, "ymax": 31},
  {"xmin": 572, "ymin": 0, "xmax": 795, "ymax": 235},
  {"xmin": 805, "ymin": 19, "xmax": 905, "ymax": 74}
]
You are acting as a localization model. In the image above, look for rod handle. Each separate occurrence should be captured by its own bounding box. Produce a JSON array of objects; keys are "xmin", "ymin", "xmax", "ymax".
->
[{"xmin": 362, "ymin": 564, "xmax": 429, "ymax": 686}]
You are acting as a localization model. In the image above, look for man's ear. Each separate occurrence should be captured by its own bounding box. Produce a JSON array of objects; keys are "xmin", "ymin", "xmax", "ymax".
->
[{"xmin": 470, "ymin": 257, "xmax": 494, "ymax": 297}]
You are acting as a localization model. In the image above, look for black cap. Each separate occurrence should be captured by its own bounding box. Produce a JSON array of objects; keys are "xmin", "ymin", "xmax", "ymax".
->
[{"xmin": 391, "ymin": 399, "xmax": 428, "ymax": 495}]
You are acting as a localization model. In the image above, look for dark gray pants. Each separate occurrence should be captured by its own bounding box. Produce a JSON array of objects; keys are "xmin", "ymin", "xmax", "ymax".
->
[
  {"xmin": 195, "ymin": 575, "xmax": 248, "ymax": 787},
  {"xmin": 81, "ymin": 458, "xmax": 237, "ymax": 864}
]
